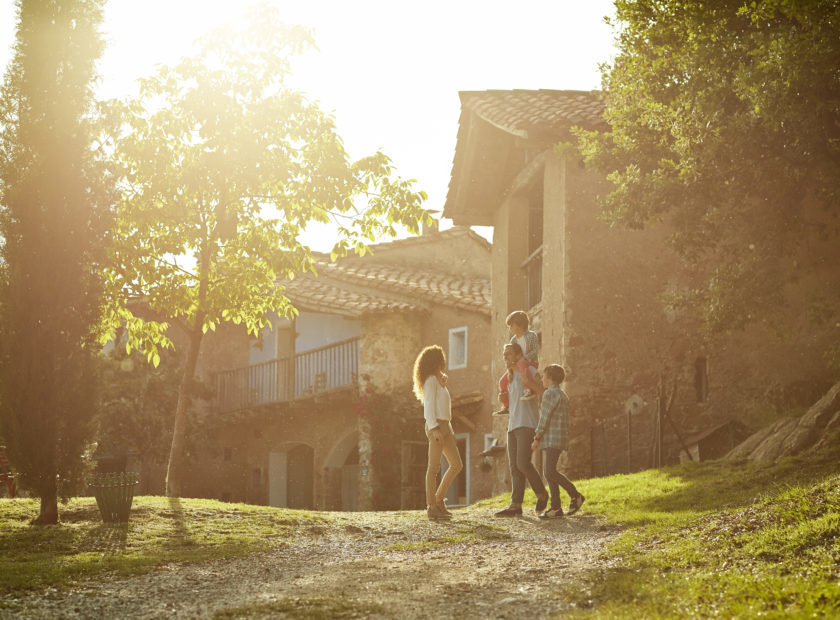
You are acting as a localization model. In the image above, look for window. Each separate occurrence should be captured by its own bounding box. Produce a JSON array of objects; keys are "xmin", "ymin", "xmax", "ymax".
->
[{"xmin": 448, "ymin": 327, "xmax": 468, "ymax": 369}]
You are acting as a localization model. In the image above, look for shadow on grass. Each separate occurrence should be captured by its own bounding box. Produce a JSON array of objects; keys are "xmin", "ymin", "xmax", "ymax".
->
[
  {"xmin": 165, "ymin": 496, "xmax": 195, "ymax": 548},
  {"xmin": 599, "ymin": 435, "xmax": 840, "ymax": 526}
]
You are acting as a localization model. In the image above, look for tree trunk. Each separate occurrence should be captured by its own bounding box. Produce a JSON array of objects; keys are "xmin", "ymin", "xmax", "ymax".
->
[
  {"xmin": 165, "ymin": 325, "xmax": 204, "ymax": 497},
  {"xmin": 32, "ymin": 490, "xmax": 59, "ymax": 525}
]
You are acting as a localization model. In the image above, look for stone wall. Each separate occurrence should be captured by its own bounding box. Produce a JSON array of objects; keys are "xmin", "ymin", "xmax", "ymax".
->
[{"xmin": 182, "ymin": 397, "xmax": 358, "ymax": 509}]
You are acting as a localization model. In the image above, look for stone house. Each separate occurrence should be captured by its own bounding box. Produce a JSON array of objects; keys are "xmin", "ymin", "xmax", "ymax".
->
[
  {"xmin": 443, "ymin": 90, "xmax": 836, "ymax": 478},
  {"xmin": 178, "ymin": 227, "xmax": 499, "ymax": 510}
]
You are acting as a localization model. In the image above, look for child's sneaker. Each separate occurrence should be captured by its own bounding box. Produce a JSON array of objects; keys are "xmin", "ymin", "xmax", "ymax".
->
[
  {"xmin": 520, "ymin": 389, "xmax": 536, "ymax": 401},
  {"xmin": 539, "ymin": 506, "xmax": 564, "ymax": 519},
  {"xmin": 567, "ymin": 493, "xmax": 586, "ymax": 515},
  {"xmin": 492, "ymin": 407, "xmax": 509, "ymax": 416}
]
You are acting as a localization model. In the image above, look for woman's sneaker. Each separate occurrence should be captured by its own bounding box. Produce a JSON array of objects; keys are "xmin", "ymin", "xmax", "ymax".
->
[
  {"xmin": 436, "ymin": 499, "xmax": 453, "ymax": 517},
  {"xmin": 539, "ymin": 506, "xmax": 564, "ymax": 519},
  {"xmin": 427, "ymin": 504, "xmax": 451, "ymax": 521},
  {"xmin": 567, "ymin": 493, "xmax": 586, "ymax": 515}
]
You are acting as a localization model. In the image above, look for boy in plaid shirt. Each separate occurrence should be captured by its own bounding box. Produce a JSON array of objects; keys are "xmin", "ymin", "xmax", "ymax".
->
[{"xmin": 531, "ymin": 364, "xmax": 585, "ymax": 518}]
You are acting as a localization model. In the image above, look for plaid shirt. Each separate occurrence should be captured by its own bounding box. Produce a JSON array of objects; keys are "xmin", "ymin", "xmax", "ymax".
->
[
  {"xmin": 510, "ymin": 330, "xmax": 539, "ymax": 364},
  {"xmin": 534, "ymin": 384, "xmax": 569, "ymax": 450}
]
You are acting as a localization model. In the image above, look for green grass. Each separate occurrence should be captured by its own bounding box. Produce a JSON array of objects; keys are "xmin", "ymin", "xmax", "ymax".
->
[
  {"xmin": 0, "ymin": 495, "xmax": 325, "ymax": 596},
  {"xmin": 565, "ymin": 429, "xmax": 840, "ymax": 618}
]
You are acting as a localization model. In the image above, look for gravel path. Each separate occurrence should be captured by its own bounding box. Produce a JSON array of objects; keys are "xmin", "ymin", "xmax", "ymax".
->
[{"xmin": 2, "ymin": 508, "xmax": 619, "ymax": 619}]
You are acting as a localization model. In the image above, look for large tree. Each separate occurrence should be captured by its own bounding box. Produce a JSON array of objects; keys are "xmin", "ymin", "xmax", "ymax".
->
[
  {"xmin": 578, "ymin": 0, "xmax": 840, "ymax": 362},
  {"xmin": 102, "ymin": 6, "xmax": 428, "ymax": 497},
  {"xmin": 0, "ymin": 0, "xmax": 111, "ymax": 523}
]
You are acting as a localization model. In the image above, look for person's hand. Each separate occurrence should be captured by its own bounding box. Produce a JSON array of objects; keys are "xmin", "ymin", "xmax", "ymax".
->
[
  {"xmin": 438, "ymin": 372, "xmax": 448, "ymax": 387},
  {"xmin": 531, "ymin": 438, "xmax": 540, "ymax": 451}
]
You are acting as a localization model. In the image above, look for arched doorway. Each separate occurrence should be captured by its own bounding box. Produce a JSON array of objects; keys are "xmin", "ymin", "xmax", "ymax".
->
[{"xmin": 324, "ymin": 430, "xmax": 359, "ymax": 511}]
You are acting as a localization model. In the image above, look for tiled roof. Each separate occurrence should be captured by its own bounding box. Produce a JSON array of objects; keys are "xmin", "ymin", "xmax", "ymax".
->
[
  {"xmin": 460, "ymin": 89, "xmax": 606, "ymax": 138},
  {"xmin": 316, "ymin": 260, "xmax": 491, "ymax": 316},
  {"xmin": 443, "ymin": 90, "xmax": 606, "ymax": 225},
  {"xmin": 280, "ymin": 234, "xmax": 491, "ymax": 317},
  {"xmin": 281, "ymin": 276, "xmax": 420, "ymax": 317}
]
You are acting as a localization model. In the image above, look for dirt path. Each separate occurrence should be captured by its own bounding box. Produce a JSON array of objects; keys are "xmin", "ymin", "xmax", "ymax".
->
[{"xmin": 2, "ymin": 508, "xmax": 619, "ymax": 619}]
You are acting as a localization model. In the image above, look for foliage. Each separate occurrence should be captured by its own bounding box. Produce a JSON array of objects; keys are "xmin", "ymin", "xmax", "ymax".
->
[
  {"xmin": 0, "ymin": 0, "xmax": 112, "ymax": 523},
  {"xmin": 100, "ymin": 4, "xmax": 429, "ymax": 360},
  {"xmin": 577, "ymin": 0, "xmax": 840, "ymax": 361},
  {"xmin": 99, "ymin": 5, "xmax": 428, "ymax": 496},
  {"xmin": 95, "ymin": 349, "xmax": 193, "ymax": 490}
]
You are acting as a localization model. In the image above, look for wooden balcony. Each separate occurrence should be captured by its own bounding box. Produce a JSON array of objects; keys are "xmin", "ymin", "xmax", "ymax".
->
[{"xmin": 214, "ymin": 337, "xmax": 360, "ymax": 413}]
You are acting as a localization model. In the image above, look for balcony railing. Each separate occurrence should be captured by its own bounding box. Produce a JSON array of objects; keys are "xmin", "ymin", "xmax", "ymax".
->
[{"xmin": 214, "ymin": 337, "xmax": 360, "ymax": 413}]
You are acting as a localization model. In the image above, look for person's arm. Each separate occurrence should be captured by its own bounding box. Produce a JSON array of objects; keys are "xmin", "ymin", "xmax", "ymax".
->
[
  {"xmin": 523, "ymin": 331, "xmax": 540, "ymax": 362},
  {"xmin": 532, "ymin": 394, "xmax": 551, "ymax": 451}
]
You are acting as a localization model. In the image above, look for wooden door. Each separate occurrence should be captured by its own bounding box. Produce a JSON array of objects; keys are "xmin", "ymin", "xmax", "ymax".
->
[{"xmin": 286, "ymin": 444, "xmax": 313, "ymax": 509}]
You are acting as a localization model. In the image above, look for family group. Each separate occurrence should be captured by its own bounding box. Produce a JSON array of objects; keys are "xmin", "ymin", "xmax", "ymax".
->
[{"xmin": 412, "ymin": 311, "xmax": 586, "ymax": 521}]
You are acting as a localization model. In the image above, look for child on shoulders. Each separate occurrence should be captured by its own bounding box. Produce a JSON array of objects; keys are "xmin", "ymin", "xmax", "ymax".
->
[{"xmin": 493, "ymin": 310, "xmax": 543, "ymax": 415}]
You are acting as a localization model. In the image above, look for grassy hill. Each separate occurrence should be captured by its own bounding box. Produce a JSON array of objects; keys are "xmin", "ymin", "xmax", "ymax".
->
[
  {"xmin": 0, "ymin": 430, "xmax": 838, "ymax": 618},
  {"xmin": 573, "ymin": 430, "xmax": 840, "ymax": 617}
]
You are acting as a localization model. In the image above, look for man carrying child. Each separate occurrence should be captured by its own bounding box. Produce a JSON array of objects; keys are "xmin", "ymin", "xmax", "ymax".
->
[{"xmin": 493, "ymin": 311, "xmax": 543, "ymax": 416}]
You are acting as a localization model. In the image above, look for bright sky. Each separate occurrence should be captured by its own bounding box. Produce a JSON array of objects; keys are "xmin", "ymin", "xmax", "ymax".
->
[{"xmin": 0, "ymin": 0, "xmax": 617, "ymax": 250}]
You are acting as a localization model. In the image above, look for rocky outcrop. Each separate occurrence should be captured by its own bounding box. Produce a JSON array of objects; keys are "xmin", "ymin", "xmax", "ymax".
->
[{"xmin": 727, "ymin": 380, "xmax": 840, "ymax": 462}]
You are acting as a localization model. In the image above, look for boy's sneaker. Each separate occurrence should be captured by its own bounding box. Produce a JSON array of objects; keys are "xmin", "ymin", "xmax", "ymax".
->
[
  {"xmin": 492, "ymin": 407, "xmax": 509, "ymax": 416},
  {"xmin": 539, "ymin": 506, "xmax": 564, "ymax": 519},
  {"xmin": 520, "ymin": 389, "xmax": 536, "ymax": 401},
  {"xmin": 535, "ymin": 493, "xmax": 549, "ymax": 514},
  {"xmin": 567, "ymin": 493, "xmax": 586, "ymax": 515}
]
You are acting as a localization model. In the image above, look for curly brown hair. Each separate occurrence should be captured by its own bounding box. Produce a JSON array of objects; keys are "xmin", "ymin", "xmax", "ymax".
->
[{"xmin": 412, "ymin": 345, "xmax": 446, "ymax": 402}]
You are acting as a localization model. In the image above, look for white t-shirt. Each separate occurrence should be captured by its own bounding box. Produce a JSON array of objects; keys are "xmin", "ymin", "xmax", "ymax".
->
[
  {"xmin": 508, "ymin": 365, "xmax": 540, "ymax": 432},
  {"xmin": 423, "ymin": 374, "xmax": 452, "ymax": 430}
]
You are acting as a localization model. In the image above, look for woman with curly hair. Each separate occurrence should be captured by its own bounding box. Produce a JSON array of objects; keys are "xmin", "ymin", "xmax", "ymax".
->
[{"xmin": 413, "ymin": 344, "xmax": 462, "ymax": 521}]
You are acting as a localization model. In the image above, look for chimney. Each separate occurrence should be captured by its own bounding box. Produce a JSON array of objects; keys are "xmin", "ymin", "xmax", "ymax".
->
[{"xmin": 422, "ymin": 212, "xmax": 440, "ymax": 235}]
